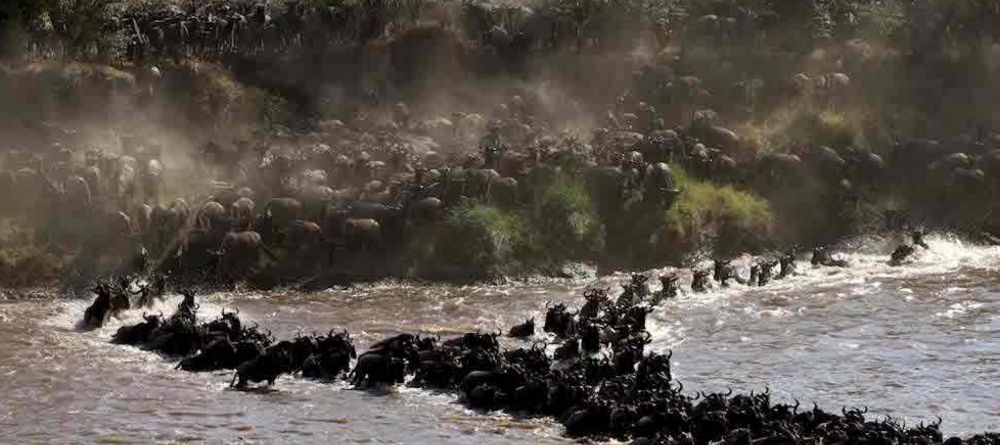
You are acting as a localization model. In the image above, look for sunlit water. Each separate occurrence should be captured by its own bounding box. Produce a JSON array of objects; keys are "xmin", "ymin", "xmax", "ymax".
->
[{"xmin": 1, "ymin": 234, "xmax": 997, "ymax": 443}]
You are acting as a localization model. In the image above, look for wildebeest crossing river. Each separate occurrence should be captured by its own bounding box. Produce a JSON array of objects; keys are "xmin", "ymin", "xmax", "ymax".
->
[{"xmin": 0, "ymin": 234, "xmax": 997, "ymax": 443}]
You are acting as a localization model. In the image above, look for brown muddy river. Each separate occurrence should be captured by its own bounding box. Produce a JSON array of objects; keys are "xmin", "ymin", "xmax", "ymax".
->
[{"xmin": 1, "ymin": 234, "xmax": 998, "ymax": 443}]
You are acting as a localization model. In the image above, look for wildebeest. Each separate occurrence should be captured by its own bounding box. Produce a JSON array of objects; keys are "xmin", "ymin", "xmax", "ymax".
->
[
  {"xmin": 507, "ymin": 318, "xmax": 534, "ymax": 338},
  {"xmin": 82, "ymin": 283, "xmax": 114, "ymax": 329},
  {"xmin": 231, "ymin": 346, "xmax": 293, "ymax": 388}
]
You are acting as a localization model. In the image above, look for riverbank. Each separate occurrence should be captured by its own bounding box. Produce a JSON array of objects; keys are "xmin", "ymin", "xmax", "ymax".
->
[{"xmin": 1, "ymin": 1, "xmax": 998, "ymax": 290}]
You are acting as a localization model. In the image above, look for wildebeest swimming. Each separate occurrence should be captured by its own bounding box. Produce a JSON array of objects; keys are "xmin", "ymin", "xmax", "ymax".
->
[
  {"xmin": 90, "ymin": 256, "xmax": 1000, "ymax": 444},
  {"xmin": 82, "ymin": 275, "xmax": 164, "ymax": 329}
]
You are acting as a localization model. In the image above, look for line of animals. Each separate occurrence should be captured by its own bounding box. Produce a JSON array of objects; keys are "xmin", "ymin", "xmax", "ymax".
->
[
  {"xmin": 81, "ymin": 265, "xmax": 999, "ymax": 444},
  {"xmin": 78, "ymin": 227, "xmax": 928, "ymax": 332},
  {"xmin": 661, "ymin": 230, "xmax": 930, "ymax": 299}
]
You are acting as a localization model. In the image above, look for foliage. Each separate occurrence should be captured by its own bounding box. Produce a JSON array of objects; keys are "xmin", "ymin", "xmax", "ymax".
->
[
  {"xmin": 1, "ymin": 0, "xmax": 124, "ymax": 60},
  {"xmin": 531, "ymin": 169, "xmax": 604, "ymax": 260},
  {"xmin": 438, "ymin": 198, "xmax": 530, "ymax": 272},
  {"xmin": 663, "ymin": 165, "xmax": 773, "ymax": 255},
  {"xmin": 786, "ymin": 110, "xmax": 857, "ymax": 149},
  {"xmin": 0, "ymin": 220, "xmax": 75, "ymax": 288}
]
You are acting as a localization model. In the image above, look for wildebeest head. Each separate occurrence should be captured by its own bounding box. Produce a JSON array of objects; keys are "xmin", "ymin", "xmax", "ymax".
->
[
  {"xmin": 205, "ymin": 307, "xmax": 241, "ymax": 339},
  {"xmin": 370, "ymin": 333, "xmax": 415, "ymax": 351},
  {"xmin": 579, "ymin": 288, "xmax": 609, "ymax": 320},
  {"xmin": 636, "ymin": 350, "xmax": 672, "ymax": 384},
  {"xmin": 543, "ymin": 302, "xmax": 575, "ymax": 338},
  {"xmin": 320, "ymin": 329, "xmax": 357, "ymax": 358},
  {"xmin": 83, "ymin": 282, "xmax": 115, "ymax": 329},
  {"xmin": 625, "ymin": 305, "xmax": 654, "ymax": 332},
  {"xmin": 290, "ymin": 335, "xmax": 320, "ymax": 368},
  {"xmin": 713, "ymin": 259, "xmax": 732, "ymax": 282}
]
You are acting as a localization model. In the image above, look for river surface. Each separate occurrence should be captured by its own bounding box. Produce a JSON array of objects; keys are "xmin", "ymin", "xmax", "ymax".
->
[{"xmin": 1, "ymin": 234, "xmax": 998, "ymax": 444}]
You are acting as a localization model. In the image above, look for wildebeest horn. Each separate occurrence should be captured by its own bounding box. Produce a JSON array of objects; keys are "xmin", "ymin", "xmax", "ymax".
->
[
  {"xmin": 675, "ymin": 381, "xmax": 683, "ymax": 393},
  {"xmin": 764, "ymin": 385, "xmax": 770, "ymax": 396},
  {"xmin": 934, "ymin": 416, "xmax": 942, "ymax": 427},
  {"xmin": 793, "ymin": 399, "xmax": 800, "ymax": 413},
  {"xmin": 725, "ymin": 387, "xmax": 733, "ymax": 396},
  {"xmin": 666, "ymin": 349, "xmax": 672, "ymax": 360},
  {"xmin": 813, "ymin": 402, "xmax": 819, "ymax": 412},
  {"xmin": 863, "ymin": 406, "xmax": 868, "ymax": 414},
  {"xmin": 545, "ymin": 301, "xmax": 552, "ymax": 309},
  {"xmin": 234, "ymin": 307, "xmax": 239, "ymax": 315}
]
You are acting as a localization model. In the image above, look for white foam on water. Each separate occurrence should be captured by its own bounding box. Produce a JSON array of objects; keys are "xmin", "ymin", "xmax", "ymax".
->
[
  {"xmin": 42, "ymin": 293, "xmax": 235, "ymax": 336},
  {"xmin": 934, "ymin": 301, "xmax": 987, "ymax": 319},
  {"xmin": 643, "ymin": 233, "xmax": 1000, "ymax": 351}
]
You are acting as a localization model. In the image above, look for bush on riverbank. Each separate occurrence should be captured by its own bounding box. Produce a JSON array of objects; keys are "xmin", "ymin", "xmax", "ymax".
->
[
  {"xmin": 661, "ymin": 166, "xmax": 774, "ymax": 258},
  {"xmin": 410, "ymin": 167, "xmax": 772, "ymax": 276},
  {"xmin": 529, "ymin": 170, "xmax": 604, "ymax": 262},
  {"xmin": 420, "ymin": 198, "xmax": 530, "ymax": 276},
  {"xmin": 406, "ymin": 171, "xmax": 604, "ymax": 277},
  {"xmin": 0, "ymin": 222, "xmax": 75, "ymax": 288}
]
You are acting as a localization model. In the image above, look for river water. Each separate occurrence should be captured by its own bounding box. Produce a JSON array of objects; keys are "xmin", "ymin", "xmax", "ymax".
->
[{"xmin": 1, "ymin": 234, "xmax": 998, "ymax": 443}]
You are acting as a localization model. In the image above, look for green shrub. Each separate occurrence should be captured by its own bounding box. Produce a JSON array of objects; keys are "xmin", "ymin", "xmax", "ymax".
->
[
  {"xmin": 0, "ymin": 221, "xmax": 75, "ymax": 288},
  {"xmin": 437, "ymin": 198, "xmax": 529, "ymax": 272},
  {"xmin": 786, "ymin": 110, "xmax": 857, "ymax": 148},
  {"xmin": 662, "ymin": 165, "xmax": 774, "ymax": 255},
  {"xmin": 533, "ymin": 171, "xmax": 604, "ymax": 260}
]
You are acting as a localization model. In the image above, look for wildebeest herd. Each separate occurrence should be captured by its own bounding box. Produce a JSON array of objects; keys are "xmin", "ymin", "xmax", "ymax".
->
[
  {"xmin": 80, "ymin": 263, "xmax": 999, "ymax": 444},
  {"xmin": 5, "ymin": 76, "xmax": 994, "ymax": 289}
]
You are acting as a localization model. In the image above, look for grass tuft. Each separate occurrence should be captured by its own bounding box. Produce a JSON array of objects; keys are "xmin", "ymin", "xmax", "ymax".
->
[
  {"xmin": 663, "ymin": 165, "xmax": 774, "ymax": 255},
  {"xmin": 786, "ymin": 110, "xmax": 858, "ymax": 148},
  {"xmin": 0, "ymin": 220, "xmax": 75, "ymax": 288},
  {"xmin": 439, "ymin": 198, "xmax": 528, "ymax": 272},
  {"xmin": 532, "ymin": 170, "xmax": 603, "ymax": 260}
]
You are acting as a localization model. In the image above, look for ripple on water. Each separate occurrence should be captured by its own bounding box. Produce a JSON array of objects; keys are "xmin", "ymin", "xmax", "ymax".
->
[{"xmin": 0, "ymin": 234, "xmax": 998, "ymax": 440}]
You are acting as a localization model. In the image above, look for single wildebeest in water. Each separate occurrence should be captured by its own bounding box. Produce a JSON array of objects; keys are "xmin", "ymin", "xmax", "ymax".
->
[
  {"xmin": 301, "ymin": 331, "xmax": 356, "ymax": 381},
  {"xmin": 507, "ymin": 318, "xmax": 534, "ymax": 338},
  {"xmin": 82, "ymin": 282, "xmax": 115, "ymax": 329},
  {"xmin": 112, "ymin": 311, "xmax": 163, "ymax": 345},
  {"xmin": 231, "ymin": 344, "xmax": 294, "ymax": 389}
]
